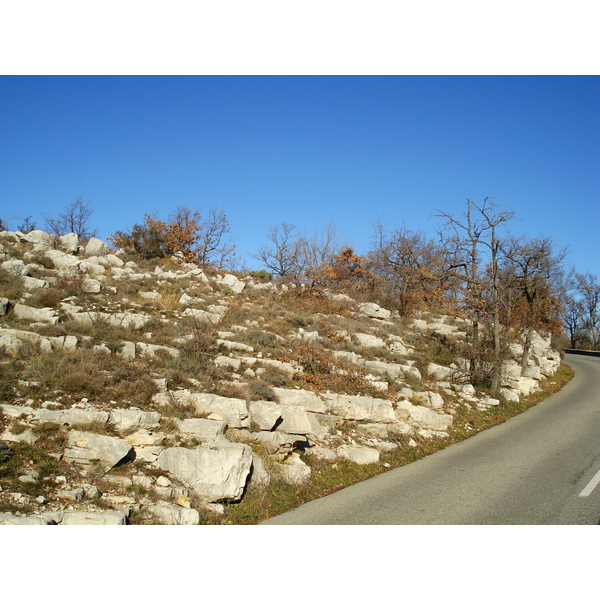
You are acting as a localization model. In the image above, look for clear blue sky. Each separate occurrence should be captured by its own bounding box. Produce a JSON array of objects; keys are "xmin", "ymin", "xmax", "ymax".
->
[{"xmin": 1, "ymin": 75, "xmax": 599, "ymax": 275}]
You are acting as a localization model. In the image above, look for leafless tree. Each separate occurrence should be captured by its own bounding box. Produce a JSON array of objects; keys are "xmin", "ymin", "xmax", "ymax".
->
[
  {"xmin": 572, "ymin": 272, "xmax": 600, "ymax": 349},
  {"xmin": 368, "ymin": 222, "xmax": 447, "ymax": 315},
  {"xmin": 503, "ymin": 236, "xmax": 567, "ymax": 371},
  {"xmin": 254, "ymin": 222, "xmax": 301, "ymax": 279},
  {"xmin": 434, "ymin": 197, "xmax": 516, "ymax": 393},
  {"xmin": 44, "ymin": 196, "xmax": 97, "ymax": 241}
]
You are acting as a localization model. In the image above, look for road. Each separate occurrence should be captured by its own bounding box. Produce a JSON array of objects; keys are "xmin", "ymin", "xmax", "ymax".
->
[{"xmin": 261, "ymin": 354, "xmax": 600, "ymax": 524}]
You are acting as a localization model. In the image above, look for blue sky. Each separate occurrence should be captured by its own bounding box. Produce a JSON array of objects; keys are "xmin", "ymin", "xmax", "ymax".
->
[{"xmin": 1, "ymin": 75, "xmax": 599, "ymax": 275}]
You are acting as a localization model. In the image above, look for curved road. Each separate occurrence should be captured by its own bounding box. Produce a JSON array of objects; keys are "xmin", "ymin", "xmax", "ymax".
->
[{"xmin": 261, "ymin": 354, "xmax": 600, "ymax": 524}]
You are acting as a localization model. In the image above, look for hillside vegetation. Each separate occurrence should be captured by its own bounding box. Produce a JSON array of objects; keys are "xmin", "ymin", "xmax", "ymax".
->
[{"xmin": 0, "ymin": 222, "xmax": 571, "ymax": 525}]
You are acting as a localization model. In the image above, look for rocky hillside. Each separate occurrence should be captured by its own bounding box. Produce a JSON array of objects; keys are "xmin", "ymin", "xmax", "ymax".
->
[{"xmin": 0, "ymin": 229, "xmax": 564, "ymax": 525}]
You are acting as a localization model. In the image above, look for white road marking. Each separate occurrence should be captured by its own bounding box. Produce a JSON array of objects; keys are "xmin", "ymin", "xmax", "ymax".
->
[{"xmin": 579, "ymin": 467, "xmax": 600, "ymax": 497}]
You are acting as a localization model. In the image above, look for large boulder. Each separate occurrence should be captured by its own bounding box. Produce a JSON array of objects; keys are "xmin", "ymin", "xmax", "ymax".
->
[
  {"xmin": 358, "ymin": 302, "xmax": 391, "ymax": 320},
  {"xmin": 218, "ymin": 273, "xmax": 245, "ymax": 294},
  {"xmin": 1, "ymin": 259, "xmax": 25, "ymax": 276},
  {"xmin": 84, "ymin": 238, "xmax": 108, "ymax": 257},
  {"xmin": 25, "ymin": 230, "xmax": 56, "ymax": 249},
  {"xmin": 63, "ymin": 430, "xmax": 133, "ymax": 474},
  {"xmin": 156, "ymin": 442, "xmax": 253, "ymax": 502},
  {"xmin": 59, "ymin": 233, "xmax": 79, "ymax": 254}
]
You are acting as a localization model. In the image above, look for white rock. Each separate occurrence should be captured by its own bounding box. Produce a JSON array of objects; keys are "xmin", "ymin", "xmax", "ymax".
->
[
  {"xmin": 177, "ymin": 418, "xmax": 227, "ymax": 441},
  {"xmin": 145, "ymin": 506, "xmax": 200, "ymax": 525},
  {"xmin": 1, "ymin": 259, "xmax": 26, "ymax": 276},
  {"xmin": 249, "ymin": 401, "xmax": 282, "ymax": 431},
  {"xmin": 25, "ymin": 230, "xmax": 56, "ymax": 248},
  {"xmin": 12, "ymin": 303, "xmax": 59, "ymax": 325},
  {"xmin": 109, "ymin": 409, "xmax": 161, "ymax": 433},
  {"xmin": 84, "ymin": 238, "xmax": 109, "ymax": 257},
  {"xmin": 81, "ymin": 278, "xmax": 102, "ymax": 294},
  {"xmin": 59, "ymin": 233, "xmax": 79, "ymax": 254},
  {"xmin": 59, "ymin": 511, "xmax": 128, "ymax": 525},
  {"xmin": 272, "ymin": 387, "xmax": 326, "ymax": 413},
  {"xmin": 278, "ymin": 454, "xmax": 311, "ymax": 485},
  {"xmin": 218, "ymin": 273, "xmax": 245, "ymax": 294},
  {"xmin": 323, "ymin": 393, "xmax": 397, "ymax": 423},
  {"xmin": 396, "ymin": 400, "xmax": 453, "ymax": 431},
  {"xmin": 63, "ymin": 430, "xmax": 133, "ymax": 474},
  {"xmin": 353, "ymin": 332, "xmax": 386, "ymax": 348},
  {"xmin": 34, "ymin": 408, "xmax": 109, "ymax": 427},
  {"xmin": 157, "ymin": 442, "xmax": 253, "ymax": 502},
  {"xmin": 358, "ymin": 302, "xmax": 391, "ymax": 320},
  {"xmin": 337, "ymin": 445, "xmax": 380, "ymax": 464},
  {"xmin": 186, "ymin": 393, "xmax": 249, "ymax": 428}
]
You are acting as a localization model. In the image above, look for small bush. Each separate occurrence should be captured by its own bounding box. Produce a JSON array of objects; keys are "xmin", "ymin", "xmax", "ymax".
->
[{"xmin": 249, "ymin": 270, "xmax": 273, "ymax": 281}]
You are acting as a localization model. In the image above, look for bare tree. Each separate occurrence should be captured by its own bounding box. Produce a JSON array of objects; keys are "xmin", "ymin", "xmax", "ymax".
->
[
  {"xmin": 254, "ymin": 222, "xmax": 301, "ymax": 279},
  {"xmin": 434, "ymin": 197, "xmax": 516, "ymax": 393},
  {"xmin": 573, "ymin": 272, "xmax": 600, "ymax": 349},
  {"xmin": 17, "ymin": 216, "xmax": 37, "ymax": 233},
  {"xmin": 44, "ymin": 196, "xmax": 97, "ymax": 241},
  {"xmin": 368, "ymin": 222, "xmax": 447, "ymax": 316},
  {"xmin": 504, "ymin": 236, "xmax": 567, "ymax": 371},
  {"xmin": 296, "ymin": 221, "xmax": 344, "ymax": 287}
]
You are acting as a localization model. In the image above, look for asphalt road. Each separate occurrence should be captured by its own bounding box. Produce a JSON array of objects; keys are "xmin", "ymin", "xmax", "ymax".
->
[{"xmin": 261, "ymin": 354, "xmax": 600, "ymax": 525}]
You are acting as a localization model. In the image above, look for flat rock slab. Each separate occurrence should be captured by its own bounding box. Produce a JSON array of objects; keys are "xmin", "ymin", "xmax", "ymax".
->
[
  {"xmin": 323, "ymin": 393, "xmax": 397, "ymax": 423},
  {"xmin": 337, "ymin": 445, "xmax": 381, "ymax": 465}
]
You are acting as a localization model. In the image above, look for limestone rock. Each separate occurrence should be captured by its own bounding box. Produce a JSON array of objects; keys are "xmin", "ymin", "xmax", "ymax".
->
[
  {"xmin": 323, "ymin": 393, "xmax": 397, "ymax": 423},
  {"xmin": 34, "ymin": 408, "xmax": 109, "ymax": 427},
  {"xmin": 353, "ymin": 332, "xmax": 386, "ymax": 348},
  {"xmin": 144, "ymin": 505, "xmax": 200, "ymax": 525},
  {"xmin": 278, "ymin": 454, "xmax": 311, "ymax": 485},
  {"xmin": 157, "ymin": 442, "xmax": 253, "ymax": 502},
  {"xmin": 249, "ymin": 401, "xmax": 282, "ymax": 431},
  {"xmin": 109, "ymin": 409, "xmax": 161, "ymax": 433},
  {"xmin": 218, "ymin": 273, "xmax": 245, "ymax": 294},
  {"xmin": 13, "ymin": 303, "xmax": 59, "ymax": 325},
  {"xmin": 186, "ymin": 393, "xmax": 249, "ymax": 428},
  {"xmin": 63, "ymin": 430, "xmax": 133, "ymax": 474},
  {"xmin": 272, "ymin": 387, "xmax": 326, "ymax": 413},
  {"xmin": 1, "ymin": 259, "xmax": 26, "ymax": 276},
  {"xmin": 177, "ymin": 418, "xmax": 227, "ymax": 441},
  {"xmin": 84, "ymin": 238, "xmax": 108, "ymax": 257},
  {"xmin": 358, "ymin": 302, "xmax": 391, "ymax": 320},
  {"xmin": 397, "ymin": 400, "xmax": 453, "ymax": 431},
  {"xmin": 25, "ymin": 230, "xmax": 56, "ymax": 249},
  {"xmin": 337, "ymin": 445, "xmax": 380, "ymax": 464},
  {"xmin": 59, "ymin": 233, "xmax": 79, "ymax": 254},
  {"xmin": 58, "ymin": 510, "xmax": 128, "ymax": 525}
]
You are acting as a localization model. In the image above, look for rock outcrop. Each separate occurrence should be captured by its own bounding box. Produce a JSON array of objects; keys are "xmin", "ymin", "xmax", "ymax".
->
[{"xmin": 0, "ymin": 227, "xmax": 564, "ymax": 524}]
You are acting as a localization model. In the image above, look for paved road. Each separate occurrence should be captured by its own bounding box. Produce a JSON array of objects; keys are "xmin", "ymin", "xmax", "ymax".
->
[{"xmin": 261, "ymin": 354, "xmax": 600, "ymax": 524}]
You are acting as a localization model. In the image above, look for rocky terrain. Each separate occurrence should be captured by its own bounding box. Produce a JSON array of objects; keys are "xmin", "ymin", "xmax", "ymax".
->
[{"xmin": 0, "ymin": 228, "xmax": 564, "ymax": 524}]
